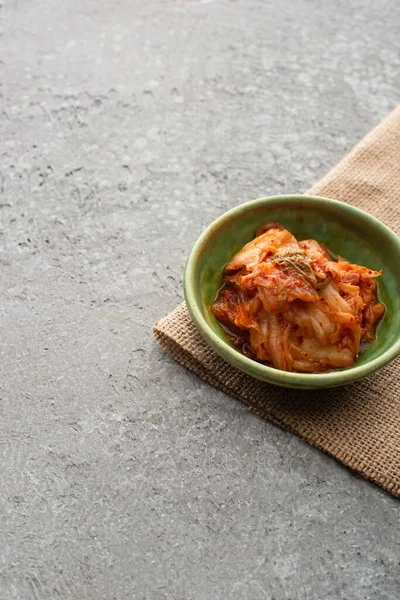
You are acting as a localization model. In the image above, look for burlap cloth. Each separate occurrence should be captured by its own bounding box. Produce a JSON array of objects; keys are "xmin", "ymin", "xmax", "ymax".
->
[{"xmin": 153, "ymin": 106, "xmax": 400, "ymax": 497}]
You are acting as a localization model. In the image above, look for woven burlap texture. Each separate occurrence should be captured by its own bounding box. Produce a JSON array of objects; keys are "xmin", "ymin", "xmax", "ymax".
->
[{"xmin": 153, "ymin": 106, "xmax": 400, "ymax": 497}]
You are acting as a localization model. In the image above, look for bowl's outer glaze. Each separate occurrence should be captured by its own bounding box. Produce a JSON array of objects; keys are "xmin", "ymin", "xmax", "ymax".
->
[{"xmin": 184, "ymin": 196, "xmax": 400, "ymax": 389}]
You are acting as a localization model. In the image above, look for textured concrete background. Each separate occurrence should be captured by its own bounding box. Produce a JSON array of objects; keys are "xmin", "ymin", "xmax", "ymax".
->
[{"xmin": 1, "ymin": 1, "xmax": 400, "ymax": 599}]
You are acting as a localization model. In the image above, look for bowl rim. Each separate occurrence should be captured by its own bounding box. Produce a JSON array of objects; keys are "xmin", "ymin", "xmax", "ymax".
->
[{"xmin": 184, "ymin": 194, "xmax": 400, "ymax": 388}]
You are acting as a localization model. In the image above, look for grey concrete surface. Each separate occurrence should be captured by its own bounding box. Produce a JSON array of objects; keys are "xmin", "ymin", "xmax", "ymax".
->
[{"xmin": 0, "ymin": 0, "xmax": 399, "ymax": 598}]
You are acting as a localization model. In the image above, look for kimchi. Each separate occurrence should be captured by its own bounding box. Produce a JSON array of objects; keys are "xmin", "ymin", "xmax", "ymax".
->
[{"xmin": 211, "ymin": 222, "xmax": 384, "ymax": 373}]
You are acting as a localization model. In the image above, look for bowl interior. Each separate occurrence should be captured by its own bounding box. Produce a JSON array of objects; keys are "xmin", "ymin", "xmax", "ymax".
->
[{"xmin": 187, "ymin": 196, "xmax": 400, "ymax": 385}]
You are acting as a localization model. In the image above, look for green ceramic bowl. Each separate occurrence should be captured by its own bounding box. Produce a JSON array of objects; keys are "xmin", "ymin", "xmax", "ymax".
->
[{"xmin": 184, "ymin": 195, "xmax": 400, "ymax": 389}]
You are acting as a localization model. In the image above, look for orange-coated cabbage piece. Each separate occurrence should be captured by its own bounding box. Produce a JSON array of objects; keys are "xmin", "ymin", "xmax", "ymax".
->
[{"xmin": 211, "ymin": 222, "xmax": 384, "ymax": 373}]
